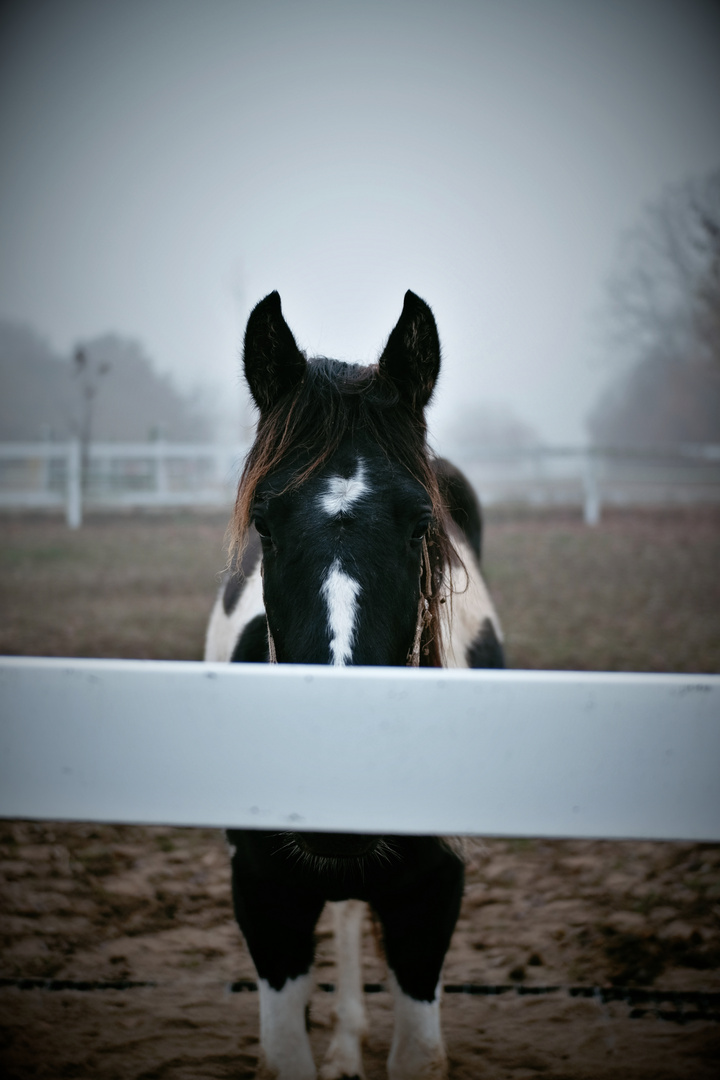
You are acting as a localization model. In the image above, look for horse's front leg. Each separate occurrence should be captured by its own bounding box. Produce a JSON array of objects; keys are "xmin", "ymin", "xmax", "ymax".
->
[
  {"xmin": 320, "ymin": 899, "xmax": 368, "ymax": 1080},
  {"xmin": 258, "ymin": 971, "xmax": 315, "ymax": 1080},
  {"xmin": 371, "ymin": 840, "xmax": 464, "ymax": 1080},
  {"xmin": 228, "ymin": 831, "xmax": 325, "ymax": 1080}
]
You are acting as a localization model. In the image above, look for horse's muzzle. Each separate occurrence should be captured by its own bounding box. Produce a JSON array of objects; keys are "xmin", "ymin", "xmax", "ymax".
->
[{"xmin": 293, "ymin": 831, "xmax": 380, "ymax": 858}]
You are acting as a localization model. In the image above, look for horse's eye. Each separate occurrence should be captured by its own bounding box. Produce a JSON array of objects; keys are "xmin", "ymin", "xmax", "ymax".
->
[
  {"xmin": 411, "ymin": 516, "xmax": 431, "ymax": 541},
  {"xmin": 253, "ymin": 516, "xmax": 271, "ymax": 540}
]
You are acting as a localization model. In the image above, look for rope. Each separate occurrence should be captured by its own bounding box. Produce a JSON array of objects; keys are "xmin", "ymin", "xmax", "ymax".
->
[
  {"xmin": 261, "ymin": 561, "xmax": 278, "ymax": 664},
  {"xmin": 266, "ymin": 617, "xmax": 278, "ymax": 664},
  {"xmin": 407, "ymin": 536, "xmax": 433, "ymax": 667}
]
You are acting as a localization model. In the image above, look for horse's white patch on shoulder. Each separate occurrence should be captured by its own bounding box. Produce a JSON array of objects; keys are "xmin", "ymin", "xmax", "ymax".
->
[
  {"xmin": 321, "ymin": 560, "xmax": 361, "ymax": 666},
  {"xmin": 387, "ymin": 971, "xmax": 447, "ymax": 1080},
  {"xmin": 204, "ymin": 560, "xmax": 265, "ymax": 663},
  {"xmin": 320, "ymin": 459, "xmax": 368, "ymax": 516},
  {"xmin": 258, "ymin": 974, "xmax": 316, "ymax": 1080},
  {"xmin": 440, "ymin": 534, "xmax": 504, "ymax": 669}
]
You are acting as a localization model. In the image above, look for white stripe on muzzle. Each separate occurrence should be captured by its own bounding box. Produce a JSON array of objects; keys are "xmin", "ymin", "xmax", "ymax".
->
[{"xmin": 321, "ymin": 560, "xmax": 361, "ymax": 666}]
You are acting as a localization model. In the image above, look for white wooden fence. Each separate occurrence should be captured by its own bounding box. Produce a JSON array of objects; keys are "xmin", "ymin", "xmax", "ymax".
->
[
  {"xmin": 457, "ymin": 443, "xmax": 720, "ymax": 526},
  {"xmin": 0, "ymin": 441, "xmax": 247, "ymax": 527},
  {"xmin": 1, "ymin": 658, "xmax": 718, "ymax": 842},
  {"xmin": 1, "ymin": 442, "xmax": 719, "ymax": 528}
]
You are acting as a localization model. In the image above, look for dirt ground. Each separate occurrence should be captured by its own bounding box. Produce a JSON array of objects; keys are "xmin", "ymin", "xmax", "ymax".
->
[
  {"xmin": 1, "ymin": 823, "xmax": 719, "ymax": 1079},
  {"xmin": 1, "ymin": 507, "xmax": 719, "ymax": 1077}
]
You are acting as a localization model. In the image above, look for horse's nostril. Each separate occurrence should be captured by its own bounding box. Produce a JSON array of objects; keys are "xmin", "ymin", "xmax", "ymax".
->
[{"xmin": 294, "ymin": 832, "xmax": 379, "ymax": 858}]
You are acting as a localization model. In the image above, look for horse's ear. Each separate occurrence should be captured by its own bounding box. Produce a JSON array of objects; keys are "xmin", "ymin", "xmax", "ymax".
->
[
  {"xmin": 378, "ymin": 291, "xmax": 440, "ymax": 409},
  {"xmin": 243, "ymin": 292, "xmax": 306, "ymax": 415}
]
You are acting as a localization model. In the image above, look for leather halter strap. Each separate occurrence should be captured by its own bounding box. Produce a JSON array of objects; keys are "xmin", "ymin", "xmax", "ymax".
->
[{"xmin": 263, "ymin": 536, "xmax": 433, "ymax": 668}]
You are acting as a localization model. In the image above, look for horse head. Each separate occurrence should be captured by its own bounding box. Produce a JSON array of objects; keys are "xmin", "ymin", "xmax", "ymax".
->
[{"xmin": 234, "ymin": 290, "xmax": 449, "ymax": 669}]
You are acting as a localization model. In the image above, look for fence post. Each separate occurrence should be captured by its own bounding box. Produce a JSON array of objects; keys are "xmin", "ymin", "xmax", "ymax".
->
[
  {"xmin": 66, "ymin": 439, "xmax": 82, "ymax": 529},
  {"xmin": 154, "ymin": 439, "xmax": 168, "ymax": 502},
  {"xmin": 583, "ymin": 449, "xmax": 600, "ymax": 526}
]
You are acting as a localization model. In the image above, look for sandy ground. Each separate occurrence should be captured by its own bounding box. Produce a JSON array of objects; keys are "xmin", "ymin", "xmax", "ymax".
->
[
  {"xmin": 1, "ymin": 507, "xmax": 719, "ymax": 1076},
  {"xmin": 1, "ymin": 822, "xmax": 718, "ymax": 1078}
]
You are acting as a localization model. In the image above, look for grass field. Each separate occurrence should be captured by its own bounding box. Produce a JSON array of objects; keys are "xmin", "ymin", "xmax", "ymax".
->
[{"xmin": 1, "ymin": 504, "xmax": 718, "ymax": 671}]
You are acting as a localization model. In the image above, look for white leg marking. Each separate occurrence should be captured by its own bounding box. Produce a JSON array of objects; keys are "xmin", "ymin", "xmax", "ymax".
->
[
  {"xmin": 258, "ymin": 974, "xmax": 316, "ymax": 1080},
  {"xmin": 387, "ymin": 971, "xmax": 447, "ymax": 1080},
  {"xmin": 321, "ymin": 560, "xmax": 361, "ymax": 666},
  {"xmin": 320, "ymin": 460, "xmax": 369, "ymax": 516},
  {"xmin": 320, "ymin": 900, "xmax": 368, "ymax": 1080}
]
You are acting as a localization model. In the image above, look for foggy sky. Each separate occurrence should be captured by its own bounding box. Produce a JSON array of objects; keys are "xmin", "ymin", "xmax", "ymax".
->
[{"xmin": 1, "ymin": 0, "xmax": 719, "ymax": 444}]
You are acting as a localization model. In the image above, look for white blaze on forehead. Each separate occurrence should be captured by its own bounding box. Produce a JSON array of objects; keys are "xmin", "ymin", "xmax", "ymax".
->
[
  {"xmin": 320, "ymin": 459, "xmax": 368, "ymax": 516},
  {"xmin": 321, "ymin": 560, "xmax": 361, "ymax": 666}
]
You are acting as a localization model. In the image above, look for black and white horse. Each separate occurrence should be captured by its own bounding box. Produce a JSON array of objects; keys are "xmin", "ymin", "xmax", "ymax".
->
[{"xmin": 206, "ymin": 291, "xmax": 503, "ymax": 1080}]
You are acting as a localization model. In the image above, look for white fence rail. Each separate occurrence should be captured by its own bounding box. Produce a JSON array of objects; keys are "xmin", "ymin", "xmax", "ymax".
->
[
  {"xmin": 1, "ymin": 442, "xmax": 719, "ymax": 528},
  {"xmin": 0, "ymin": 441, "xmax": 248, "ymax": 527},
  {"xmin": 0, "ymin": 658, "xmax": 718, "ymax": 841},
  {"xmin": 457, "ymin": 443, "xmax": 720, "ymax": 526}
]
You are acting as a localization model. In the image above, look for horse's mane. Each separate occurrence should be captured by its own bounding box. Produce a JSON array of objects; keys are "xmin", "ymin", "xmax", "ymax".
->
[{"xmin": 229, "ymin": 357, "xmax": 455, "ymax": 666}]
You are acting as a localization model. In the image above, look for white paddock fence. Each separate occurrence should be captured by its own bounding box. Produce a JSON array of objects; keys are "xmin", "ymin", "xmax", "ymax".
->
[
  {"xmin": 457, "ymin": 443, "xmax": 720, "ymax": 526},
  {"xmin": 1, "ymin": 441, "xmax": 719, "ymax": 528},
  {"xmin": 0, "ymin": 658, "xmax": 718, "ymax": 842},
  {"xmin": 0, "ymin": 441, "xmax": 247, "ymax": 527}
]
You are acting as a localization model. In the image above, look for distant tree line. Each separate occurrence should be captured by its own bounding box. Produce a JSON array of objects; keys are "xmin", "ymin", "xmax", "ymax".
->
[
  {"xmin": 0, "ymin": 322, "xmax": 212, "ymax": 442},
  {"xmin": 589, "ymin": 170, "xmax": 720, "ymax": 447}
]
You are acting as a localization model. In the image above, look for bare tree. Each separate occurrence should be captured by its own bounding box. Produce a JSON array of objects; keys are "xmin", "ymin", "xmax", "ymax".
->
[
  {"xmin": 590, "ymin": 171, "xmax": 720, "ymax": 446},
  {"xmin": 605, "ymin": 171, "xmax": 719, "ymax": 365},
  {"xmin": 693, "ymin": 187, "xmax": 720, "ymax": 363}
]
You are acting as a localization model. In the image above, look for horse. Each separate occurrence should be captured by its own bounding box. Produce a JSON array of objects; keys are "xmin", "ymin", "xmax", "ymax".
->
[{"xmin": 205, "ymin": 290, "xmax": 504, "ymax": 1080}]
